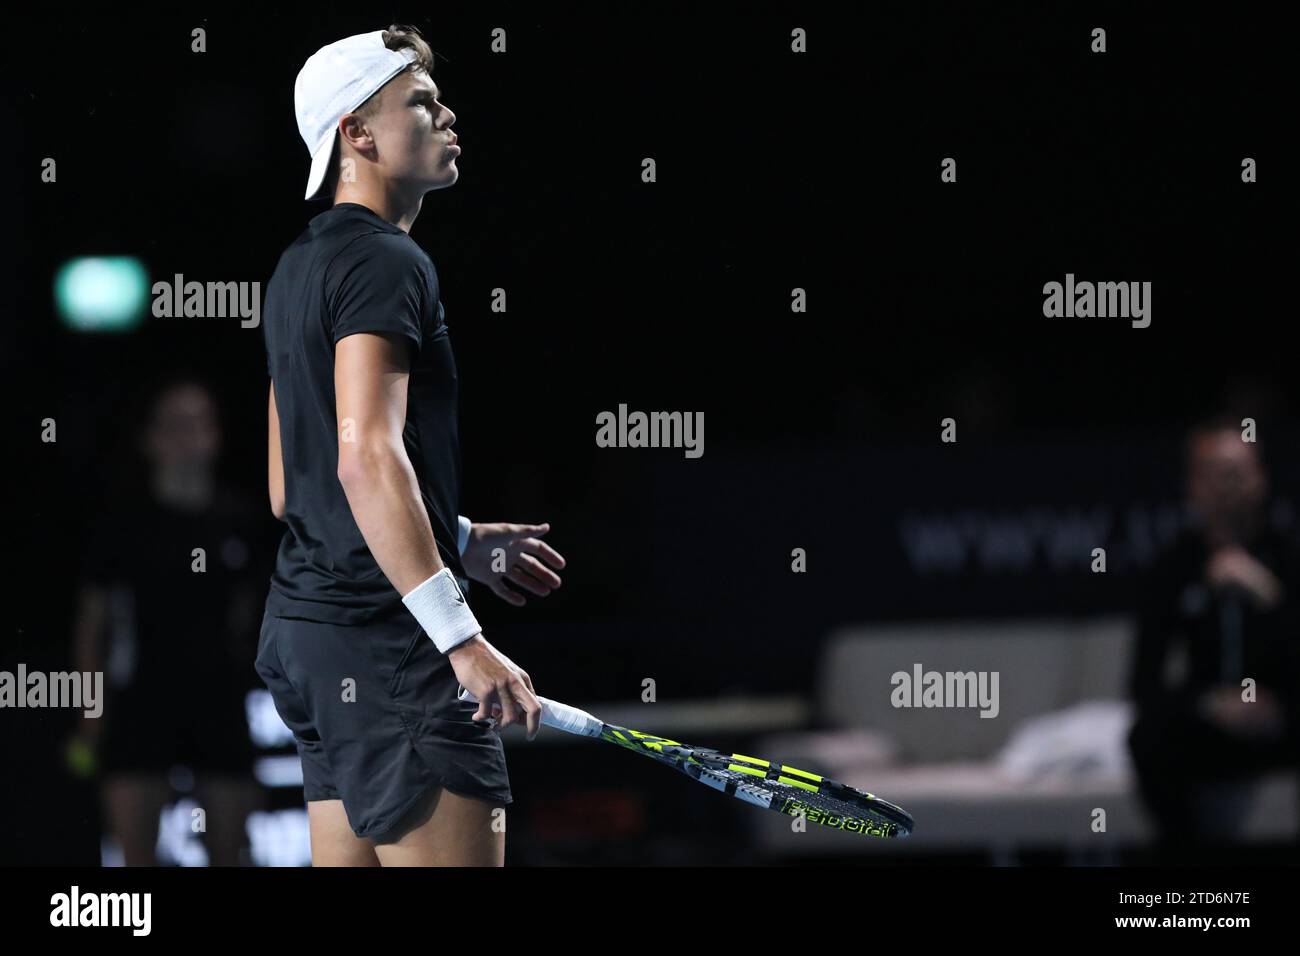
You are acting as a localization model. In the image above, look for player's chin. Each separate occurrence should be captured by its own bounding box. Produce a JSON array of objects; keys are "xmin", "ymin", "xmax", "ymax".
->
[{"xmin": 424, "ymin": 165, "xmax": 459, "ymax": 191}]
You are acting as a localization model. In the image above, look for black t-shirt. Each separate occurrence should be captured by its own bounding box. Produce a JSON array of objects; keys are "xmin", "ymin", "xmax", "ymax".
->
[
  {"xmin": 262, "ymin": 203, "xmax": 466, "ymax": 625},
  {"xmin": 80, "ymin": 486, "xmax": 266, "ymax": 690}
]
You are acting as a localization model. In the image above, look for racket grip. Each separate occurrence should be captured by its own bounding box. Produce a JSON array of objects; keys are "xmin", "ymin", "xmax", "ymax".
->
[{"xmin": 457, "ymin": 686, "xmax": 604, "ymax": 738}]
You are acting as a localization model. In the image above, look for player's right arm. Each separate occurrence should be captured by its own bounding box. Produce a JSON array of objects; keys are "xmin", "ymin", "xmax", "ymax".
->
[
  {"xmin": 333, "ymin": 331, "xmax": 441, "ymax": 595},
  {"xmin": 333, "ymin": 331, "xmax": 540, "ymax": 737}
]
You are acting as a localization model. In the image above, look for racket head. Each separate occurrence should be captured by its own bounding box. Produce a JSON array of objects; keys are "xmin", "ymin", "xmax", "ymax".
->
[{"xmin": 599, "ymin": 723, "xmax": 914, "ymax": 838}]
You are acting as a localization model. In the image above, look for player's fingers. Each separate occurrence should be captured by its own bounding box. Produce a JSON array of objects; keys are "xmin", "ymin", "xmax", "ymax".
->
[
  {"xmin": 470, "ymin": 682, "xmax": 501, "ymax": 724},
  {"xmin": 495, "ymin": 681, "xmax": 522, "ymax": 729},
  {"xmin": 490, "ymin": 580, "xmax": 527, "ymax": 606},
  {"xmin": 515, "ymin": 553, "xmax": 561, "ymax": 589},
  {"xmin": 508, "ymin": 522, "xmax": 549, "ymax": 539},
  {"xmin": 469, "ymin": 685, "xmax": 504, "ymax": 724},
  {"xmin": 505, "ymin": 565, "xmax": 552, "ymax": 597},
  {"xmin": 511, "ymin": 676, "xmax": 542, "ymax": 740},
  {"xmin": 520, "ymin": 536, "xmax": 566, "ymax": 569}
]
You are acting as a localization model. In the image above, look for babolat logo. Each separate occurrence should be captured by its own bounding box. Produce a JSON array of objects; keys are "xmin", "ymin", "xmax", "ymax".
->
[{"xmin": 783, "ymin": 799, "xmax": 892, "ymax": 837}]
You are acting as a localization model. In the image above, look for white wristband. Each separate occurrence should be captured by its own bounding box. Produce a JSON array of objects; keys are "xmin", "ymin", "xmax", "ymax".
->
[
  {"xmin": 457, "ymin": 515, "xmax": 472, "ymax": 555},
  {"xmin": 401, "ymin": 568, "xmax": 481, "ymax": 654}
]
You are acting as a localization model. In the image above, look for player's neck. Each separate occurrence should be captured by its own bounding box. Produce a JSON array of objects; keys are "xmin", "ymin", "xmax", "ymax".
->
[{"xmin": 332, "ymin": 183, "xmax": 423, "ymax": 234}]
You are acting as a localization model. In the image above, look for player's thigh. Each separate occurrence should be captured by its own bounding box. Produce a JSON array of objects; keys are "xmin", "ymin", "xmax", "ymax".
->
[
  {"xmin": 307, "ymin": 799, "xmax": 380, "ymax": 867},
  {"xmin": 373, "ymin": 786, "xmax": 505, "ymax": 867}
]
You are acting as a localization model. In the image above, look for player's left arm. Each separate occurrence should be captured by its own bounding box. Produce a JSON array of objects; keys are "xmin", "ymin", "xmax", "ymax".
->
[{"xmin": 268, "ymin": 380, "xmax": 286, "ymax": 520}]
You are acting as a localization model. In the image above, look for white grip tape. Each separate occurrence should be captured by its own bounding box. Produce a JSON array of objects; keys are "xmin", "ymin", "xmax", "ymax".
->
[
  {"xmin": 457, "ymin": 686, "xmax": 604, "ymax": 738},
  {"xmin": 401, "ymin": 568, "xmax": 481, "ymax": 654}
]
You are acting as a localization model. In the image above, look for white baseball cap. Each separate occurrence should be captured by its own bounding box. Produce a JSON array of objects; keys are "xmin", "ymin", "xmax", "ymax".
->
[{"xmin": 294, "ymin": 31, "xmax": 422, "ymax": 201}]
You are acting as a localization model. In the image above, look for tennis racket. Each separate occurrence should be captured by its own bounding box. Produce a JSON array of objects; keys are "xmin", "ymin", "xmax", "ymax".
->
[{"xmin": 457, "ymin": 686, "xmax": 914, "ymax": 838}]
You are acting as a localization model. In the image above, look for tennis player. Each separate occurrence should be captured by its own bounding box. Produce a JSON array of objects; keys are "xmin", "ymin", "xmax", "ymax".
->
[{"xmin": 257, "ymin": 25, "xmax": 565, "ymax": 866}]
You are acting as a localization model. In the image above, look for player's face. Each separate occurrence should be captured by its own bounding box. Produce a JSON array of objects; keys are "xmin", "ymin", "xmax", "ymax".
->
[{"xmin": 372, "ymin": 70, "xmax": 459, "ymax": 194}]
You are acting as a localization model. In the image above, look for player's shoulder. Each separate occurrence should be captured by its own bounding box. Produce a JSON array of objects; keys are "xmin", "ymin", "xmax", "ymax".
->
[{"xmin": 328, "ymin": 225, "xmax": 434, "ymax": 282}]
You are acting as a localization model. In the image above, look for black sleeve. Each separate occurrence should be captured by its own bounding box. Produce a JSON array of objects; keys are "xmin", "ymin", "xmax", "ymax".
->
[
  {"xmin": 324, "ymin": 233, "xmax": 430, "ymax": 355},
  {"xmin": 1129, "ymin": 552, "xmax": 1200, "ymax": 722}
]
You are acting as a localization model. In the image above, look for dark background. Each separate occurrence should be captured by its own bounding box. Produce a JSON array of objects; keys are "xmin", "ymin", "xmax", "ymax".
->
[{"xmin": 2, "ymin": 4, "xmax": 1295, "ymax": 864}]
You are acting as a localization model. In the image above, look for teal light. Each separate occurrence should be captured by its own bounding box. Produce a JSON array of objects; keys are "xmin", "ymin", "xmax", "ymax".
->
[{"xmin": 54, "ymin": 256, "xmax": 149, "ymax": 332}]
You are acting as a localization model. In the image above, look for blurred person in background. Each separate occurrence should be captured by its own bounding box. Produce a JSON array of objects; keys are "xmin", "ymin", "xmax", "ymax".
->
[
  {"xmin": 70, "ymin": 375, "xmax": 267, "ymax": 865},
  {"xmin": 1128, "ymin": 413, "xmax": 1300, "ymax": 850}
]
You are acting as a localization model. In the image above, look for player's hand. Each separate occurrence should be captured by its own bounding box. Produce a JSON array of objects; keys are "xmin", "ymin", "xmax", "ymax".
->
[
  {"xmin": 446, "ymin": 634, "xmax": 541, "ymax": 740},
  {"xmin": 462, "ymin": 521, "xmax": 566, "ymax": 607},
  {"xmin": 1205, "ymin": 545, "xmax": 1283, "ymax": 610}
]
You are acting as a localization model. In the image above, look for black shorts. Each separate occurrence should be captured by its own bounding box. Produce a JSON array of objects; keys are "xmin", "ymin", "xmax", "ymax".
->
[{"xmin": 254, "ymin": 604, "xmax": 512, "ymax": 841}]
